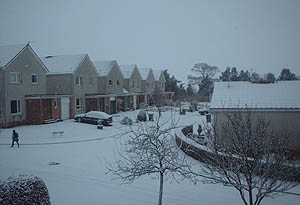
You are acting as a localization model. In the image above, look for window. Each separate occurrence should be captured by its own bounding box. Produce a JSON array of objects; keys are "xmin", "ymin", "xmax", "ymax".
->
[
  {"xmin": 10, "ymin": 99, "xmax": 21, "ymax": 114},
  {"xmin": 108, "ymin": 80, "xmax": 112, "ymax": 86},
  {"xmin": 9, "ymin": 72, "xmax": 21, "ymax": 84},
  {"xmin": 137, "ymin": 81, "xmax": 139, "ymax": 88},
  {"xmin": 76, "ymin": 98, "xmax": 83, "ymax": 110},
  {"xmin": 151, "ymin": 82, "xmax": 154, "ymax": 88},
  {"xmin": 131, "ymin": 81, "xmax": 135, "ymax": 88},
  {"xmin": 75, "ymin": 77, "xmax": 83, "ymax": 86},
  {"xmin": 32, "ymin": 74, "xmax": 38, "ymax": 84},
  {"xmin": 89, "ymin": 77, "xmax": 94, "ymax": 86},
  {"xmin": 54, "ymin": 99, "xmax": 57, "ymax": 108},
  {"xmin": 146, "ymin": 82, "xmax": 150, "ymax": 87},
  {"xmin": 116, "ymin": 80, "xmax": 120, "ymax": 86}
]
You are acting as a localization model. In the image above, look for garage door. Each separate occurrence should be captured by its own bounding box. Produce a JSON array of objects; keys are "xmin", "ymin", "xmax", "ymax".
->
[{"xmin": 61, "ymin": 97, "xmax": 70, "ymax": 120}]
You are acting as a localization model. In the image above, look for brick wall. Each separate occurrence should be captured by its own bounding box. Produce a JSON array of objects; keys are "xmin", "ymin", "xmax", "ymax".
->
[
  {"xmin": 26, "ymin": 99, "xmax": 42, "ymax": 124},
  {"xmin": 86, "ymin": 98, "xmax": 98, "ymax": 112}
]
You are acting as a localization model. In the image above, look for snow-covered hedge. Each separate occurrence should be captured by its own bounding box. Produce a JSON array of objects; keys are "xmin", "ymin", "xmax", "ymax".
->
[{"xmin": 0, "ymin": 175, "xmax": 51, "ymax": 205}]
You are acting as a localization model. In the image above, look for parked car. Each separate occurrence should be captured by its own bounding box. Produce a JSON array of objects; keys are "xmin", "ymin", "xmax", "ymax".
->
[{"xmin": 74, "ymin": 111, "xmax": 113, "ymax": 126}]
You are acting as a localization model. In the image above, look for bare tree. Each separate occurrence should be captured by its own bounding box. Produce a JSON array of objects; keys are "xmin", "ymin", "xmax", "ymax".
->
[
  {"xmin": 107, "ymin": 113, "xmax": 195, "ymax": 205},
  {"xmin": 188, "ymin": 63, "xmax": 219, "ymax": 100},
  {"xmin": 195, "ymin": 110, "xmax": 300, "ymax": 205}
]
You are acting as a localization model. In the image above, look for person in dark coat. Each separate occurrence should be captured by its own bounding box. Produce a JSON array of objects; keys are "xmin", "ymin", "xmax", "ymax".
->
[{"xmin": 11, "ymin": 130, "xmax": 19, "ymax": 148}]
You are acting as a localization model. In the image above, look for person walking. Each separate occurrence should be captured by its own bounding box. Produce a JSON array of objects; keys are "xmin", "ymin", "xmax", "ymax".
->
[{"xmin": 11, "ymin": 130, "xmax": 19, "ymax": 148}]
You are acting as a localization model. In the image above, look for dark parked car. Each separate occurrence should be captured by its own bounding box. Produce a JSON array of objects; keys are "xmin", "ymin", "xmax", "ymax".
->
[{"xmin": 74, "ymin": 111, "xmax": 113, "ymax": 126}]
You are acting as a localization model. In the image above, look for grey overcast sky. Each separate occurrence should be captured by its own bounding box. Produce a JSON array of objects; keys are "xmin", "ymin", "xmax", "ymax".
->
[{"xmin": 1, "ymin": 0, "xmax": 299, "ymax": 82}]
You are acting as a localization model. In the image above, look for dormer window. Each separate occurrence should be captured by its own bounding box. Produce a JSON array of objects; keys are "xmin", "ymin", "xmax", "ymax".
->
[
  {"xmin": 131, "ymin": 81, "xmax": 135, "ymax": 88},
  {"xmin": 117, "ymin": 80, "xmax": 120, "ymax": 86},
  {"xmin": 108, "ymin": 80, "xmax": 112, "ymax": 86}
]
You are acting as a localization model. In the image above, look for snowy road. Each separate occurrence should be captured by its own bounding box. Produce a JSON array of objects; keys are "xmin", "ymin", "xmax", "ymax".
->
[{"xmin": 1, "ymin": 110, "xmax": 299, "ymax": 204}]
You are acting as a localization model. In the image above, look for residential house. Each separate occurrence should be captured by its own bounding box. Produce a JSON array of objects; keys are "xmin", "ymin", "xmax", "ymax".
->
[
  {"xmin": 0, "ymin": 43, "xmax": 50, "ymax": 127},
  {"xmin": 152, "ymin": 69, "xmax": 174, "ymax": 104},
  {"xmin": 153, "ymin": 70, "xmax": 166, "ymax": 93},
  {"xmin": 41, "ymin": 54, "xmax": 98, "ymax": 118},
  {"xmin": 210, "ymin": 81, "xmax": 300, "ymax": 151},
  {"xmin": 120, "ymin": 64, "xmax": 143, "ymax": 109},
  {"xmin": 139, "ymin": 68, "xmax": 156, "ymax": 105},
  {"xmin": 87, "ymin": 60, "xmax": 127, "ymax": 114}
]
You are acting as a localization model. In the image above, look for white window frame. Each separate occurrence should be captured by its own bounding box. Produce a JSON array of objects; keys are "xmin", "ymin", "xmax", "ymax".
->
[
  {"xmin": 116, "ymin": 80, "xmax": 120, "ymax": 86},
  {"xmin": 108, "ymin": 80, "xmax": 113, "ymax": 86},
  {"xmin": 10, "ymin": 99, "xmax": 22, "ymax": 115},
  {"xmin": 76, "ymin": 98, "xmax": 83, "ymax": 110},
  {"xmin": 32, "ymin": 74, "xmax": 38, "ymax": 84},
  {"xmin": 75, "ymin": 77, "xmax": 83, "ymax": 86},
  {"xmin": 9, "ymin": 72, "xmax": 22, "ymax": 84},
  {"xmin": 131, "ymin": 81, "xmax": 135, "ymax": 88}
]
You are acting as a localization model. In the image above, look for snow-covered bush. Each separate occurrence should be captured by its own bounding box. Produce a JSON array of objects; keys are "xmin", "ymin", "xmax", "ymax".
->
[
  {"xmin": 120, "ymin": 116, "xmax": 133, "ymax": 125},
  {"xmin": 0, "ymin": 175, "xmax": 51, "ymax": 205},
  {"xmin": 137, "ymin": 110, "xmax": 147, "ymax": 122}
]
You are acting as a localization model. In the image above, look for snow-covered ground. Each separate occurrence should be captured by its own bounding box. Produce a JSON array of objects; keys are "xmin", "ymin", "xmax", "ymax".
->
[{"xmin": 0, "ymin": 109, "xmax": 299, "ymax": 205}]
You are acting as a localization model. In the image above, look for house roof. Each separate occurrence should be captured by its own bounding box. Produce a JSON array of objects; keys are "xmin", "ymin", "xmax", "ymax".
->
[
  {"xmin": 139, "ymin": 68, "xmax": 152, "ymax": 80},
  {"xmin": 93, "ymin": 60, "xmax": 116, "ymax": 76},
  {"xmin": 152, "ymin": 70, "xmax": 163, "ymax": 81},
  {"xmin": 210, "ymin": 81, "xmax": 300, "ymax": 110},
  {"xmin": 41, "ymin": 54, "xmax": 86, "ymax": 74},
  {"xmin": 120, "ymin": 64, "xmax": 136, "ymax": 79},
  {"xmin": 0, "ymin": 44, "xmax": 27, "ymax": 67}
]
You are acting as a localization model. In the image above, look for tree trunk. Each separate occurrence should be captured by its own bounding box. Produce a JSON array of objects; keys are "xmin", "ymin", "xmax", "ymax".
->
[
  {"xmin": 249, "ymin": 189, "xmax": 253, "ymax": 205},
  {"xmin": 158, "ymin": 172, "xmax": 164, "ymax": 205}
]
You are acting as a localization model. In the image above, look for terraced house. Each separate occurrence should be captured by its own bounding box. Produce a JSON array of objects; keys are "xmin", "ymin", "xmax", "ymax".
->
[
  {"xmin": 86, "ymin": 60, "xmax": 128, "ymax": 114},
  {"xmin": 120, "ymin": 64, "xmax": 143, "ymax": 109},
  {"xmin": 0, "ymin": 44, "xmax": 172, "ymax": 127},
  {"xmin": 41, "ymin": 54, "xmax": 98, "ymax": 119},
  {"xmin": 0, "ymin": 43, "xmax": 50, "ymax": 127}
]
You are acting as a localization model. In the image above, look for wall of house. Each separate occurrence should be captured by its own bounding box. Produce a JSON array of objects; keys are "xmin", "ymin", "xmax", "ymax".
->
[
  {"xmin": 106, "ymin": 65, "xmax": 124, "ymax": 94},
  {"xmin": 86, "ymin": 98, "xmax": 99, "ymax": 112},
  {"xmin": 128, "ymin": 68, "xmax": 142, "ymax": 93},
  {"xmin": 214, "ymin": 110, "xmax": 300, "ymax": 151},
  {"xmin": 46, "ymin": 74, "xmax": 73, "ymax": 94},
  {"xmin": 97, "ymin": 76, "xmax": 106, "ymax": 94},
  {"xmin": 4, "ymin": 46, "xmax": 47, "ymax": 126},
  {"xmin": 145, "ymin": 72, "xmax": 155, "ymax": 93},
  {"xmin": 73, "ymin": 57, "xmax": 99, "ymax": 115},
  {"xmin": 155, "ymin": 74, "xmax": 166, "ymax": 92},
  {"xmin": 123, "ymin": 79, "xmax": 129, "ymax": 91}
]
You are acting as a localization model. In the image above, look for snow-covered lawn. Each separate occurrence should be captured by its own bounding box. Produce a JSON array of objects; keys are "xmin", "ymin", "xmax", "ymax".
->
[{"xmin": 0, "ymin": 109, "xmax": 299, "ymax": 205}]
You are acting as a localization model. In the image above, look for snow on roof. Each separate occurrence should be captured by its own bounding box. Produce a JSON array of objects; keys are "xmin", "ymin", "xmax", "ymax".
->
[
  {"xmin": 41, "ymin": 54, "xmax": 86, "ymax": 74},
  {"xmin": 0, "ymin": 44, "xmax": 27, "ymax": 67},
  {"xmin": 152, "ymin": 70, "xmax": 163, "ymax": 81},
  {"xmin": 93, "ymin": 60, "xmax": 116, "ymax": 76},
  {"xmin": 210, "ymin": 81, "xmax": 300, "ymax": 110},
  {"xmin": 139, "ymin": 68, "xmax": 151, "ymax": 80},
  {"xmin": 119, "ymin": 64, "xmax": 136, "ymax": 79}
]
